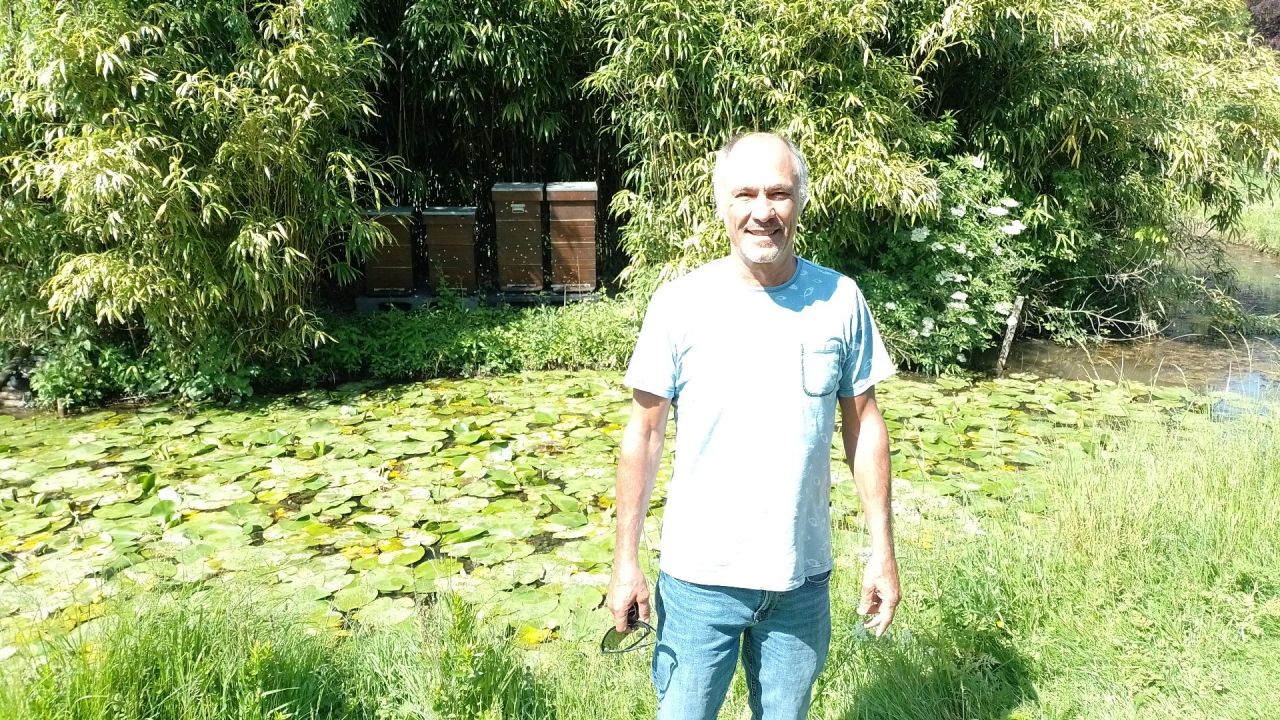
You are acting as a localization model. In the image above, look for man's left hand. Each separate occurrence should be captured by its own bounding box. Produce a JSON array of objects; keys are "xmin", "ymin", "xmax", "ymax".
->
[{"xmin": 857, "ymin": 552, "xmax": 901, "ymax": 638}]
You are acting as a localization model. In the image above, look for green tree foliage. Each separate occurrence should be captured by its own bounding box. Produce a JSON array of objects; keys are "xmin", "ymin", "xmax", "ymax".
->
[
  {"xmin": 3, "ymin": 0, "xmax": 1279, "ymax": 403},
  {"xmin": 909, "ymin": 0, "xmax": 1280, "ymax": 339},
  {"xmin": 395, "ymin": 0, "xmax": 603, "ymax": 195},
  {"xmin": 0, "ymin": 0, "xmax": 395, "ymax": 401},
  {"xmin": 584, "ymin": 0, "xmax": 942, "ymax": 288}
]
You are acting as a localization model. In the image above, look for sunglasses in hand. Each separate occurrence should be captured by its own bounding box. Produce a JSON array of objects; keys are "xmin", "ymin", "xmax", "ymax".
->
[{"xmin": 599, "ymin": 604, "xmax": 655, "ymax": 655}]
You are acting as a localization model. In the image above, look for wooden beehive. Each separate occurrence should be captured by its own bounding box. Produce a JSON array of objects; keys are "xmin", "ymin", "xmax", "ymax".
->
[
  {"xmin": 422, "ymin": 207, "xmax": 478, "ymax": 293},
  {"xmin": 546, "ymin": 182, "xmax": 597, "ymax": 292},
  {"xmin": 363, "ymin": 207, "xmax": 416, "ymax": 295},
  {"xmin": 493, "ymin": 182, "xmax": 545, "ymax": 292}
]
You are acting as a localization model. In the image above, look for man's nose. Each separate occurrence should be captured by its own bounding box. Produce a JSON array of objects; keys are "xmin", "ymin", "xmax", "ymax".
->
[{"xmin": 749, "ymin": 194, "xmax": 776, "ymax": 221}]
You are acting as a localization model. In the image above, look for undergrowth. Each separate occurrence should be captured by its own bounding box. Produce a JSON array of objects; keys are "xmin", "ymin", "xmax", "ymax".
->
[{"xmin": 23, "ymin": 297, "xmax": 641, "ymax": 410}]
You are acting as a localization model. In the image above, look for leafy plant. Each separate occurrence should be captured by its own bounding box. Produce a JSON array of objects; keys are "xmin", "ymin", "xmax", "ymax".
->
[
  {"xmin": 857, "ymin": 157, "xmax": 1038, "ymax": 372},
  {"xmin": 5, "ymin": 0, "xmax": 1280, "ymax": 407},
  {"xmin": 426, "ymin": 595, "xmax": 554, "ymax": 719},
  {"xmin": 0, "ymin": 0, "xmax": 396, "ymax": 395},
  {"xmin": 275, "ymin": 296, "xmax": 641, "ymax": 389},
  {"xmin": 584, "ymin": 0, "xmax": 942, "ymax": 294},
  {"xmin": 908, "ymin": 0, "xmax": 1280, "ymax": 338},
  {"xmin": 395, "ymin": 0, "xmax": 603, "ymax": 194}
]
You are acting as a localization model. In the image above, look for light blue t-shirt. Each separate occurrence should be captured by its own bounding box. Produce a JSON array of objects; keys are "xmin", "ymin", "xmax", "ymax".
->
[{"xmin": 624, "ymin": 257, "xmax": 895, "ymax": 591}]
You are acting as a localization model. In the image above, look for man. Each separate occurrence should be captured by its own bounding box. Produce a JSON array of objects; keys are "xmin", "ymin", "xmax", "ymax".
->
[{"xmin": 606, "ymin": 132, "xmax": 900, "ymax": 719}]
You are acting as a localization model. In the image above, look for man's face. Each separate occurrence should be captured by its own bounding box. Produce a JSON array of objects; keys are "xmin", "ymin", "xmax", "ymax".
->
[{"xmin": 717, "ymin": 135, "xmax": 801, "ymax": 267}]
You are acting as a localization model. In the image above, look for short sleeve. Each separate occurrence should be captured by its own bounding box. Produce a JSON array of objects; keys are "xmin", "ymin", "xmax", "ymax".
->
[
  {"xmin": 623, "ymin": 287, "xmax": 679, "ymax": 399},
  {"xmin": 838, "ymin": 285, "xmax": 895, "ymax": 397}
]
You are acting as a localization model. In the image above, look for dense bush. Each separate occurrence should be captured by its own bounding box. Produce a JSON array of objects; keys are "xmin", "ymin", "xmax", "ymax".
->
[
  {"xmin": 0, "ymin": 0, "xmax": 395, "ymax": 397},
  {"xmin": 26, "ymin": 326, "xmax": 257, "ymax": 411},
  {"xmin": 23, "ymin": 296, "xmax": 639, "ymax": 409},
  {"xmin": 393, "ymin": 0, "xmax": 604, "ymax": 196},
  {"xmin": 584, "ymin": 0, "xmax": 943, "ymax": 288},
  {"xmin": 588, "ymin": 0, "xmax": 1280, "ymax": 369},
  {"xmin": 857, "ymin": 158, "xmax": 1038, "ymax": 372},
  {"xmin": 915, "ymin": 0, "xmax": 1280, "ymax": 340}
]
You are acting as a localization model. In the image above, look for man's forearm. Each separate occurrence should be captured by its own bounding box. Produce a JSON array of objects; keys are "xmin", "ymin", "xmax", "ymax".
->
[
  {"xmin": 613, "ymin": 425, "xmax": 664, "ymax": 563},
  {"xmin": 848, "ymin": 414, "xmax": 894, "ymax": 556}
]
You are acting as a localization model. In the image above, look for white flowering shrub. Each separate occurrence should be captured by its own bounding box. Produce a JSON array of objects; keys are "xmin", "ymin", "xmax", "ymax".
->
[{"xmin": 857, "ymin": 159, "xmax": 1036, "ymax": 373}]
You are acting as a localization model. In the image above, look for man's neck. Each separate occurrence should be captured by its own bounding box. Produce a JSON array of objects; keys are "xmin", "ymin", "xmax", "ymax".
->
[{"xmin": 728, "ymin": 253, "xmax": 798, "ymax": 289}]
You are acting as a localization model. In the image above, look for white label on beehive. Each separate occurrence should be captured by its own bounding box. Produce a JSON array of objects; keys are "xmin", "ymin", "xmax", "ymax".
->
[{"xmin": 510, "ymin": 203, "xmax": 527, "ymax": 214}]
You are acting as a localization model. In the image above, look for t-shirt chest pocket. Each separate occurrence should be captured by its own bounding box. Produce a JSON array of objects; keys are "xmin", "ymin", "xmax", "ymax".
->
[{"xmin": 801, "ymin": 339, "xmax": 843, "ymax": 397}]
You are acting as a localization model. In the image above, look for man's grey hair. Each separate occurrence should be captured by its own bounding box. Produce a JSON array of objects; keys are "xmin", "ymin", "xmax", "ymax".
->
[{"xmin": 712, "ymin": 132, "xmax": 810, "ymax": 213}]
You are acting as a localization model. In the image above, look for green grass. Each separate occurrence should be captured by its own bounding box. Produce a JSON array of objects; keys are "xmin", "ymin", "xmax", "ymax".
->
[
  {"xmin": 3, "ymin": 410, "xmax": 1278, "ymax": 719},
  {"xmin": 812, "ymin": 411, "xmax": 1280, "ymax": 719},
  {"xmin": 1239, "ymin": 192, "xmax": 1280, "ymax": 253},
  {"xmin": 0, "ymin": 586, "xmax": 656, "ymax": 720}
]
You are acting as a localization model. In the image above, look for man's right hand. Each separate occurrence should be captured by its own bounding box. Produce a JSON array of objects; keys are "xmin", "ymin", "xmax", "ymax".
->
[{"xmin": 607, "ymin": 561, "xmax": 651, "ymax": 632}]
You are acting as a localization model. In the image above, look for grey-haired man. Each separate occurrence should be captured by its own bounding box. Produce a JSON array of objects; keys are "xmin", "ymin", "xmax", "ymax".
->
[{"xmin": 607, "ymin": 132, "xmax": 900, "ymax": 718}]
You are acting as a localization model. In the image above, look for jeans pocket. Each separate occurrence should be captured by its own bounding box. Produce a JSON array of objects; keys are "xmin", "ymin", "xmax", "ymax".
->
[
  {"xmin": 651, "ymin": 646, "xmax": 678, "ymax": 701},
  {"xmin": 801, "ymin": 344, "xmax": 841, "ymax": 397},
  {"xmin": 804, "ymin": 569, "xmax": 833, "ymax": 587}
]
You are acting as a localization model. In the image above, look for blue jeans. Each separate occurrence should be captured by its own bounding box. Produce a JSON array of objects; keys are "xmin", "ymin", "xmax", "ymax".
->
[{"xmin": 652, "ymin": 570, "xmax": 832, "ymax": 719}]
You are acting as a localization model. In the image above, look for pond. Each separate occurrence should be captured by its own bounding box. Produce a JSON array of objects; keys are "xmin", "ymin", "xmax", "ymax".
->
[
  {"xmin": 0, "ymin": 371, "xmax": 1204, "ymax": 659},
  {"xmin": 1003, "ymin": 244, "xmax": 1280, "ymax": 399}
]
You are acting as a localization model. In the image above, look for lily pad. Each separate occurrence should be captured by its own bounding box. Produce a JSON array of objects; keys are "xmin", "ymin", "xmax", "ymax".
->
[
  {"xmin": 0, "ymin": 369, "xmax": 1214, "ymax": 651},
  {"xmin": 333, "ymin": 583, "xmax": 379, "ymax": 612},
  {"xmin": 354, "ymin": 596, "xmax": 416, "ymax": 627},
  {"xmin": 499, "ymin": 587, "xmax": 560, "ymax": 625},
  {"xmin": 1, "ymin": 516, "xmax": 53, "ymax": 537},
  {"xmin": 365, "ymin": 565, "xmax": 413, "ymax": 592},
  {"xmin": 414, "ymin": 558, "xmax": 464, "ymax": 582},
  {"xmin": 377, "ymin": 545, "xmax": 426, "ymax": 566}
]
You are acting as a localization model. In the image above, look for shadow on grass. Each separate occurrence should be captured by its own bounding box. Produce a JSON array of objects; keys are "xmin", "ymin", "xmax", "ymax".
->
[{"xmin": 819, "ymin": 625, "xmax": 1037, "ymax": 720}]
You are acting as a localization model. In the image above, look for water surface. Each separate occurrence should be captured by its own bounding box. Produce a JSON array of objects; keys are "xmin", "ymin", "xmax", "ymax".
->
[{"xmin": 1004, "ymin": 244, "xmax": 1280, "ymax": 399}]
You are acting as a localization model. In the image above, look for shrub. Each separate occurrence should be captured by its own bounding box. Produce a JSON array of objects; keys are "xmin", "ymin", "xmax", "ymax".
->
[
  {"xmin": 6, "ymin": 0, "xmax": 1280, "ymax": 406},
  {"xmin": 856, "ymin": 157, "xmax": 1038, "ymax": 372},
  {"xmin": 0, "ymin": 0, "xmax": 396, "ymax": 385},
  {"xmin": 263, "ymin": 297, "xmax": 641, "ymax": 391},
  {"xmin": 18, "ymin": 296, "xmax": 640, "ymax": 408},
  {"xmin": 394, "ymin": 0, "xmax": 604, "ymax": 192}
]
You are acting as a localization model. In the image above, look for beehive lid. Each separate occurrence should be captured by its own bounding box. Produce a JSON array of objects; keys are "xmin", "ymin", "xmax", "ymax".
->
[
  {"xmin": 492, "ymin": 182, "xmax": 544, "ymax": 194},
  {"xmin": 545, "ymin": 182, "xmax": 597, "ymax": 192},
  {"xmin": 421, "ymin": 206, "xmax": 477, "ymax": 216},
  {"xmin": 361, "ymin": 206, "xmax": 416, "ymax": 217}
]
